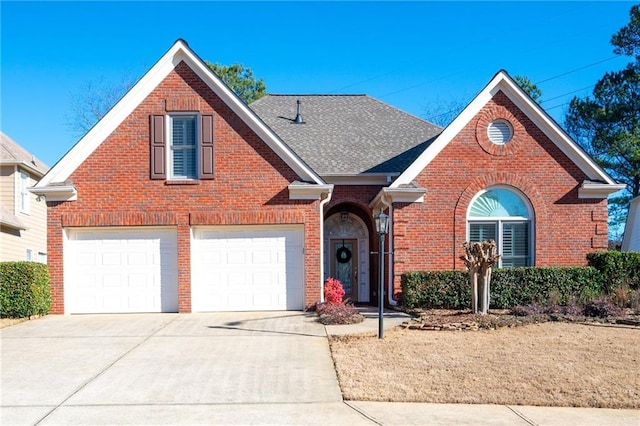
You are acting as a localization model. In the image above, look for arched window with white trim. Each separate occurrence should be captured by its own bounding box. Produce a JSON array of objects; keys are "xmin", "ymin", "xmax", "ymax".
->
[{"xmin": 467, "ymin": 187, "xmax": 533, "ymax": 267}]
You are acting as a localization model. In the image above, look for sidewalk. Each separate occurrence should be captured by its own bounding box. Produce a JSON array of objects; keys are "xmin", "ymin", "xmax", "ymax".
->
[{"xmin": 324, "ymin": 305, "xmax": 411, "ymax": 336}]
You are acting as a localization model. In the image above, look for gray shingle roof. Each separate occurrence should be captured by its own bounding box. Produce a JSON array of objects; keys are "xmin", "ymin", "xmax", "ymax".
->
[
  {"xmin": 249, "ymin": 95, "xmax": 442, "ymax": 176},
  {"xmin": 0, "ymin": 205, "xmax": 27, "ymax": 230},
  {"xmin": 0, "ymin": 132, "xmax": 49, "ymax": 176}
]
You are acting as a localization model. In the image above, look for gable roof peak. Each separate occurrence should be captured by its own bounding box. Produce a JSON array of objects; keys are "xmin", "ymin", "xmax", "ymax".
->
[
  {"xmin": 0, "ymin": 132, "xmax": 49, "ymax": 176},
  {"xmin": 35, "ymin": 40, "xmax": 323, "ymax": 193},
  {"xmin": 391, "ymin": 69, "xmax": 623, "ymax": 196}
]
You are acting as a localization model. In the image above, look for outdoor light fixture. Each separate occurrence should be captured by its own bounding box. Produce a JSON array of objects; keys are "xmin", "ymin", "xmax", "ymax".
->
[
  {"xmin": 341, "ymin": 210, "xmax": 349, "ymax": 221},
  {"xmin": 373, "ymin": 210, "xmax": 389, "ymax": 339},
  {"xmin": 374, "ymin": 211, "xmax": 389, "ymax": 235}
]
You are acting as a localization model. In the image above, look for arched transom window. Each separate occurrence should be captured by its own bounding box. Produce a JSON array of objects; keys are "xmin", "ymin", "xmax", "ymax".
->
[{"xmin": 467, "ymin": 187, "xmax": 533, "ymax": 267}]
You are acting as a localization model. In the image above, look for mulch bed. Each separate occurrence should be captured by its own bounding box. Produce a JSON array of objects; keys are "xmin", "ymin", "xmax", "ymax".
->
[{"xmin": 402, "ymin": 308, "xmax": 640, "ymax": 331}]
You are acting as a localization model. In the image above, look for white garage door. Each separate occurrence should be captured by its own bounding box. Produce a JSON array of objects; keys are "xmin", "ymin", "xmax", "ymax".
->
[
  {"xmin": 64, "ymin": 227, "xmax": 178, "ymax": 314},
  {"xmin": 191, "ymin": 225, "xmax": 304, "ymax": 312}
]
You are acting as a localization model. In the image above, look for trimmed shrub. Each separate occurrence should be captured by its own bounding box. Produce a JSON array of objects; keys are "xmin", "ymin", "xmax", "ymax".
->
[
  {"xmin": 587, "ymin": 251, "xmax": 640, "ymax": 292},
  {"xmin": 511, "ymin": 303, "xmax": 544, "ymax": 316},
  {"xmin": 630, "ymin": 289, "xmax": 640, "ymax": 314},
  {"xmin": 324, "ymin": 277, "xmax": 346, "ymax": 304},
  {"xmin": 583, "ymin": 298, "xmax": 624, "ymax": 318},
  {"xmin": 401, "ymin": 271, "xmax": 470, "ymax": 310},
  {"xmin": 511, "ymin": 302, "xmax": 583, "ymax": 317},
  {"xmin": 401, "ymin": 266, "xmax": 603, "ymax": 310},
  {"xmin": 316, "ymin": 302, "xmax": 364, "ymax": 325},
  {"xmin": 490, "ymin": 267, "xmax": 602, "ymax": 309},
  {"xmin": 0, "ymin": 262, "xmax": 51, "ymax": 318}
]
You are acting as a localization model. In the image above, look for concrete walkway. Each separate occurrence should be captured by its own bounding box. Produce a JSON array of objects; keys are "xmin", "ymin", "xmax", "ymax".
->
[{"xmin": 1, "ymin": 311, "xmax": 638, "ymax": 425}]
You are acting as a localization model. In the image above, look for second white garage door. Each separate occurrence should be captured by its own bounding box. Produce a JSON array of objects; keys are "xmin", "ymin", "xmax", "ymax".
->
[{"xmin": 191, "ymin": 225, "xmax": 304, "ymax": 311}]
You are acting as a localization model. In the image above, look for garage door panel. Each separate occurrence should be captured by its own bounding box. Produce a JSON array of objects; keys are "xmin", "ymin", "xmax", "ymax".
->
[
  {"xmin": 65, "ymin": 228, "xmax": 178, "ymax": 314},
  {"xmin": 192, "ymin": 225, "xmax": 304, "ymax": 312}
]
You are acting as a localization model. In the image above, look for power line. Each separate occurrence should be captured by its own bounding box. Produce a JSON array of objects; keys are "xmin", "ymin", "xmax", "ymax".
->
[
  {"xmin": 378, "ymin": 71, "xmax": 466, "ymax": 99},
  {"xmin": 378, "ymin": 54, "xmax": 617, "ymax": 102},
  {"xmin": 540, "ymin": 84, "xmax": 595, "ymax": 104},
  {"xmin": 327, "ymin": 69, "xmax": 399, "ymax": 94},
  {"xmin": 535, "ymin": 55, "xmax": 620, "ymax": 85},
  {"xmin": 545, "ymin": 102, "xmax": 571, "ymax": 111}
]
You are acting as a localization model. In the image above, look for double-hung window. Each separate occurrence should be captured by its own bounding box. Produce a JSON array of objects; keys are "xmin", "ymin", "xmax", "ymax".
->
[
  {"xmin": 150, "ymin": 114, "xmax": 214, "ymax": 181},
  {"xmin": 467, "ymin": 187, "xmax": 533, "ymax": 268},
  {"xmin": 169, "ymin": 115, "xmax": 197, "ymax": 179},
  {"xmin": 17, "ymin": 171, "xmax": 30, "ymax": 214}
]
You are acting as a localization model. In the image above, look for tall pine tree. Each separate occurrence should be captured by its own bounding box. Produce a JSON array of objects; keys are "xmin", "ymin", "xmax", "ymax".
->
[{"xmin": 565, "ymin": 5, "xmax": 640, "ymax": 237}]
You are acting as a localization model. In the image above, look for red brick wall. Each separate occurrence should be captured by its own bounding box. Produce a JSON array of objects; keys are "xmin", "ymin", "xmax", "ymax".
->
[
  {"xmin": 392, "ymin": 91, "xmax": 608, "ymax": 293},
  {"xmin": 47, "ymin": 62, "xmax": 320, "ymax": 314},
  {"xmin": 326, "ymin": 185, "xmax": 382, "ymax": 221}
]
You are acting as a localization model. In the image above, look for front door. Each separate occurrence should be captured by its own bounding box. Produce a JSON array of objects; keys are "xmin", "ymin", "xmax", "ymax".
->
[{"xmin": 330, "ymin": 239, "xmax": 358, "ymax": 302}]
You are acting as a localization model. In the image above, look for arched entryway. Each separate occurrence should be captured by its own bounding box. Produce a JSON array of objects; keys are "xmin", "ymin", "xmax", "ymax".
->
[{"xmin": 324, "ymin": 211, "xmax": 370, "ymax": 303}]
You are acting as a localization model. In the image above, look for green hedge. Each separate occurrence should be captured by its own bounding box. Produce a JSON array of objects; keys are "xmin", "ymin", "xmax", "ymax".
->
[
  {"xmin": 489, "ymin": 267, "xmax": 602, "ymax": 308},
  {"xmin": 401, "ymin": 271, "xmax": 470, "ymax": 310},
  {"xmin": 401, "ymin": 266, "xmax": 603, "ymax": 310},
  {"xmin": 0, "ymin": 262, "xmax": 51, "ymax": 318},
  {"xmin": 587, "ymin": 251, "xmax": 640, "ymax": 291}
]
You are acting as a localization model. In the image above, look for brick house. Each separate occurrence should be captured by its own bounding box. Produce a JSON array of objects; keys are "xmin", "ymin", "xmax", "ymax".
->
[{"xmin": 32, "ymin": 40, "xmax": 624, "ymax": 314}]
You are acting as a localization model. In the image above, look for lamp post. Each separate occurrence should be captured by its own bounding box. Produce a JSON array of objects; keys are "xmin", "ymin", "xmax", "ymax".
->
[{"xmin": 374, "ymin": 211, "xmax": 389, "ymax": 339}]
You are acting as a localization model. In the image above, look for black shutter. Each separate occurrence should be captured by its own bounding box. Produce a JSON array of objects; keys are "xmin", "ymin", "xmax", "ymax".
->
[
  {"xmin": 200, "ymin": 115, "xmax": 214, "ymax": 179},
  {"xmin": 150, "ymin": 115, "xmax": 166, "ymax": 179}
]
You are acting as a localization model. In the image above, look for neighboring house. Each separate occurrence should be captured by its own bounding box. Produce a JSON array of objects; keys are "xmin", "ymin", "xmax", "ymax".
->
[
  {"xmin": 32, "ymin": 40, "xmax": 624, "ymax": 314},
  {"xmin": 1, "ymin": 132, "xmax": 49, "ymax": 263},
  {"xmin": 622, "ymin": 196, "xmax": 640, "ymax": 252}
]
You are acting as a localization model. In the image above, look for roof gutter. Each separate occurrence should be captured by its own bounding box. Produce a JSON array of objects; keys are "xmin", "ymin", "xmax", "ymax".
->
[
  {"xmin": 369, "ymin": 184, "xmax": 426, "ymax": 210},
  {"xmin": 578, "ymin": 182, "xmax": 626, "ymax": 199},
  {"xmin": 0, "ymin": 216, "xmax": 28, "ymax": 231},
  {"xmin": 29, "ymin": 184, "xmax": 78, "ymax": 202},
  {"xmin": 0, "ymin": 160, "xmax": 48, "ymax": 177},
  {"xmin": 288, "ymin": 182, "xmax": 334, "ymax": 200}
]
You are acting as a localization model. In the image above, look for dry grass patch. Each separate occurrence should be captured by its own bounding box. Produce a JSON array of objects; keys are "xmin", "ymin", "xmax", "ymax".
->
[
  {"xmin": 329, "ymin": 322, "xmax": 640, "ymax": 408},
  {"xmin": 0, "ymin": 317, "xmax": 28, "ymax": 329}
]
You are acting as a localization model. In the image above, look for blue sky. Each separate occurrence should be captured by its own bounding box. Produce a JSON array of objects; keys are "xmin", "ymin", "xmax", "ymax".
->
[{"xmin": 1, "ymin": 1, "xmax": 636, "ymax": 167}]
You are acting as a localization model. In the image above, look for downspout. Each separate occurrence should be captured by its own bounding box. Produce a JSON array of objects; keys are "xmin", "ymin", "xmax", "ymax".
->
[
  {"xmin": 380, "ymin": 193, "xmax": 397, "ymax": 306},
  {"xmin": 318, "ymin": 190, "xmax": 333, "ymax": 303}
]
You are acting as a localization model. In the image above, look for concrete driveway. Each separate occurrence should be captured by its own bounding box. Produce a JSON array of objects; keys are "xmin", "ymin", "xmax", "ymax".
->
[
  {"xmin": 4, "ymin": 312, "xmax": 639, "ymax": 426},
  {"xmin": 1, "ymin": 312, "xmax": 369, "ymax": 425}
]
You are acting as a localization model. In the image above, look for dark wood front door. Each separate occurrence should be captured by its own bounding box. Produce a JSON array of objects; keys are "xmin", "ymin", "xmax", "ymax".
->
[{"xmin": 331, "ymin": 239, "xmax": 358, "ymax": 302}]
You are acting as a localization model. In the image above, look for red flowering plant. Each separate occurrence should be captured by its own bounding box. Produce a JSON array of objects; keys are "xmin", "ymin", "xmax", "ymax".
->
[{"xmin": 324, "ymin": 277, "xmax": 345, "ymax": 304}]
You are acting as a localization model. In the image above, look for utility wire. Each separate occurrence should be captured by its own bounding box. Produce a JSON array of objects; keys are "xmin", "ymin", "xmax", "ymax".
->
[
  {"xmin": 378, "ymin": 71, "xmax": 466, "ymax": 99},
  {"xmin": 540, "ymin": 84, "xmax": 596, "ymax": 104},
  {"xmin": 327, "ymin": 69, "xmax": 399, "ymax": 94},
  {"xmin": 535, "ymin": 55, "xmax": 620, "ymax": 84},
  {"xmin": 379, "ymin": 54, "xmax": 617, "ymax": 102},
  {"xmin": 544, "ymin": 102, "xmax": 571, "ymax": 111}
]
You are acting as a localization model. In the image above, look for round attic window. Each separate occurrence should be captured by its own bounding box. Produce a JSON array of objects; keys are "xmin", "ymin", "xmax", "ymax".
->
[{"xmin": 487, "ymin": 119, "xmax": 513, "ymax": 145}]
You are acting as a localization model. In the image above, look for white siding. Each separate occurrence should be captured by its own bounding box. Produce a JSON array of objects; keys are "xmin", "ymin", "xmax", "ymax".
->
[
  {"xmin": 622, "ymin": 196, "xmax": 640, "ymax": 252},
  {"xmin": 0, "ymin": 166, "xmax": 48, "ymax": 262}
]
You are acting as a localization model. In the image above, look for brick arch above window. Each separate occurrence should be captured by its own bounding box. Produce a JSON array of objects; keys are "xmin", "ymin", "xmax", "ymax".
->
[
  {"xmin": 453, "ymin": 173, "xmax": 548, "ymax": 268},
  {"xmin": 475, "ymin": 103, "xmax": 526, "ymax": 156}
]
